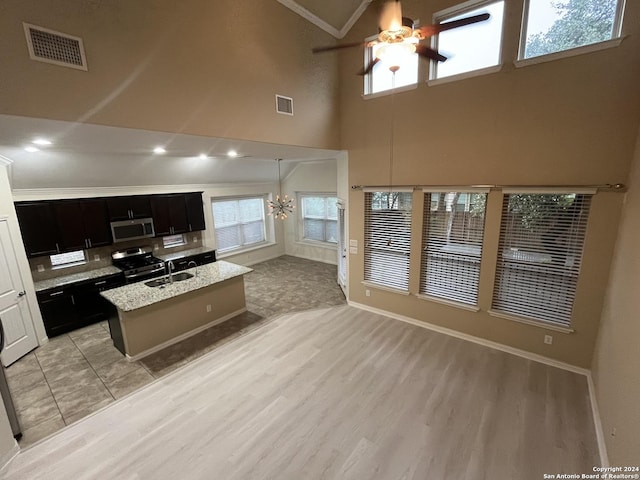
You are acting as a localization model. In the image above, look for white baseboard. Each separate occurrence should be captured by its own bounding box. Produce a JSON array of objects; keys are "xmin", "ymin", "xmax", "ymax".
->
[
  {"xmin": 286, "ymin": 251, "xmax": 338, "ymax": 266},
  {"xmin": 0, "ymin": 441, "xmax": 19, "ymax": 475},
  {"xmin": 586, "ymin": 372, "xmax": 609, "ymax": 467},
  {"xmin": 125, "ymin": 307, "xmax": 247, "ymax": 361},
  {"xmin": 348, "ymin": 301, "xmax": 612, "ymax": 465}
]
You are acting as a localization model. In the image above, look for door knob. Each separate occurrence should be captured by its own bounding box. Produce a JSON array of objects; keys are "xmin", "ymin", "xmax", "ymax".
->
[{"xmin": 17, "ymin": 291, "xmax": 26, "ymax": 297}]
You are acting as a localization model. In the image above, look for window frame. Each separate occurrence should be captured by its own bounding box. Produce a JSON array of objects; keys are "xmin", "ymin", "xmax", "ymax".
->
[
  {"xmin": 419, "ymin": 189, "xmax": 488, "ymax": 309},
  {"xmin": 363, "ymin": 190, "xmax": 414, "ymax": 294},
  {"xmin": 211, "ymin": 194, "xmax": 270, "ymax": 256},
  {"xmin": 517, "ymin": 0, "xmax": 626, "ymax": 64},
  {"xmin": 429, "ymin": 0, "xmax": 506, "ymax": 84},
  {"xmin": 363, "ymin": 34, "xmax": 419, "ymax": 97},
  {"xmin": 50, "ymin": 250, "xmax": 86, "ymax": 269},
  {"xmin": 489, "ymin": 190, "xmax": 594, "ymax": 331},
  {"xmin": 297, "ymin": 193, "xmax": 339, "ymax": 248}
]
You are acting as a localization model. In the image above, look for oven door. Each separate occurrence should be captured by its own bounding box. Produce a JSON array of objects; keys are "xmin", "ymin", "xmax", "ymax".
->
[{"xmin": 125, "ymin": 265, "xmax": 166, "ymax": 284}]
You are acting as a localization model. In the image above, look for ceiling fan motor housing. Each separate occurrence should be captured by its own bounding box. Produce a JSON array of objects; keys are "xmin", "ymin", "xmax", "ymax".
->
[{"xmin": 378, "ymin": 16, "xmax": 415, "ymax": 43}]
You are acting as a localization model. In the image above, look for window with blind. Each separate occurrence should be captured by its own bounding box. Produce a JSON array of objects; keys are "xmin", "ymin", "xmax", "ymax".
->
[
  {"xmin": 420, "ymin": 191, "xmax": 487, "ymax": 306},
  {"xmin": 364, "ymin": 191, "xmax": 413, "ymax": 291},
  {"xmin": 299, "ymin": 194, "xmax": 338, "ymax": 245},
  {"xmin": 491, "ymin": 192, "xmax": 592, "ymax": 328},
  {"xmin": 212, "ymin": 196, "xmax": 267, "ymax": 254}
]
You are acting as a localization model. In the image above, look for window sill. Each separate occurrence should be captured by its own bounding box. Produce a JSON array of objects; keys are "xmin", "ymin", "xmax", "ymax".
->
[
  {"xmin": 362, "ymin": 83, "xmax": 418, "ymax": 100},
  {"xmin": 216, "ymin": 241, "xmax": 276, "ymax": 259},
  {"xmin": 488, "ymin": 310, "xmax": 574, "ymax": 334},
  {"xmin": 296, "ymin": 240, "xmax": 338, "ymax": 250},
  {"xmin": 415, "ymin": 294, "xmax": 480, "ymax": 312},
  {"xmin": 514, "ymin": 37, "xmax": 625, "ymax": 69},
  {"xmin": 362, "ymin": 281, "xmax": 410, "ymax": 296},
  {"xmin": 427, "ymin": 64, "xmax": 502, "ymax": 87}
]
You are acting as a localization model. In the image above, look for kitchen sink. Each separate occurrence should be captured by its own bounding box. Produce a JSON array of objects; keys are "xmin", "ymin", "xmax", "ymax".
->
[{"xmin": 144, "ymin": 272, "xmax": 194, "ymax": 287}]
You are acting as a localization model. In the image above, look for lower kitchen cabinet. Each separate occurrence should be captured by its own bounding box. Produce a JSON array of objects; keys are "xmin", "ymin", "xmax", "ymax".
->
[
  {"xmin": 36, "ymin": 273, "xmax": 125, "ymax": 337},
  {"xmin": 170, "ymin": 250, "xmax": 216, "ymax": 272}
]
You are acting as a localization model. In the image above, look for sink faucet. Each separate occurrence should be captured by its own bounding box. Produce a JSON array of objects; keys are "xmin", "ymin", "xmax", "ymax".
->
[
  {"xmin": 187, "ymin": 260, "xmax": 198, "ymax": 277},
  {"xmin": 166, "ymin": 260, "xmax": 175, "ymax": 284}
]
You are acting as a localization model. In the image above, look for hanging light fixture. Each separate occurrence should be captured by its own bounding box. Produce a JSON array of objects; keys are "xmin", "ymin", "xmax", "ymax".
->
[{"xmin": 267, "ymin": 158, "xmax": 295, "ymax": 219}]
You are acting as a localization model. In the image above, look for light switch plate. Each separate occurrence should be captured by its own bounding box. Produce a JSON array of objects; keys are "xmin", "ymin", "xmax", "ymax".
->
[
  {"xmin": 349, "ymin": 239, "xmax": 358, "ymax": 247},
  {"xmin": 349, "ymin": 247, "xmax": 358, "ymax": 254}
]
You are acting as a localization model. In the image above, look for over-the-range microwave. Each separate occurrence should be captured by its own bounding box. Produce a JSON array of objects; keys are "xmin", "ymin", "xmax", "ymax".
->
[{"xmin": 110, "ymin": 217, "xmax": 155, "ymax": 243}]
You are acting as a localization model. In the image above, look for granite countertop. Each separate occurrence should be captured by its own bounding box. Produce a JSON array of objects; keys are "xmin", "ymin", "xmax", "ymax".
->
[
  {"xmin": 34, "ymin": 266, "xmax": 123, "ymax": 293},
  {"xmin": 155, "ymin": 246, "xmax": 215, "ymax": 263},
  {"xmin": 100, "ymin": 260, "xmax": 252, "ymax": 312}
]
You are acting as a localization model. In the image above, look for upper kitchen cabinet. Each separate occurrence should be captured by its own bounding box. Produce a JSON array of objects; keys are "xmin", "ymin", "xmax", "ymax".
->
[
  {"xmin": 15, "ymin": 202, "xmax": 60, "ymax": 257},
  {"xmin": 54, "ymin": 199, "xmax": 111, "ymax": 251},
  {"xmin": 106, "ymin": 195, "xmax": 152, "ymax": 221},
  {"xmin": 151, "ymin": 194, "xmax": 189, "ymax": 236},
  {"xmin": 184, "ymin": 192, "xmax": 206, "ymax": 232}
]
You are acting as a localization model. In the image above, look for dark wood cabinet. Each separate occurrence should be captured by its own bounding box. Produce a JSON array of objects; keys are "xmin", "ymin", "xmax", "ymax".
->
[
  {"xmin": 151, "ymin": 195, "xmax": 189, "ymax": 236},
  {"xmin": 169, "ymin": 250, "xmax": 216, "ymax": 272},
  {"xmin": 37, "ymin": 273, "xmax": 125, "ymax": 337},
  {"xmin": 106, "ymin": 195, "xmax": 152, "ymax": 221},
  {"xmin": 15, "ymin": 202, "xmax": 60, "ymax": 257},
  {"xmin": 185, "ymin": 192, "xmax": 206, "ymax": 232},
  {"xmin": 53, "ymin": 199, "xmax": 111, "ymax": 251}
]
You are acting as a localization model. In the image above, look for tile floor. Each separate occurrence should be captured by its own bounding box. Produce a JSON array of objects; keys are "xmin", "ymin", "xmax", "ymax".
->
[{"xmin": 6, "ymin": 255, "xmax": 346, "ymax": 447}]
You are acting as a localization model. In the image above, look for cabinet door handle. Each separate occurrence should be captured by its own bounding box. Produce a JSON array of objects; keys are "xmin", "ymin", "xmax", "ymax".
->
[
  {"xmin": 84, "ymin": 239, "xmax": 88, "ymax": 249},
  {"xmin": 189, "ymin": 223, "xmax": 192, "ymax": 232},
  {"xmin": 55, "ymin": 243, "xmax": 60, "ymax": 253},
  {"xmin": 50, "ymin": 291, "xmax": 64, "ymax": 297},
  {"xmin": 71, "ymin": 295, "xmax": 75, "ymax": 305},
  {"xmin": 88, "ymin": 239, "xmax": 92, "ymax": 248},
  {"xmin": 94, "ymin": 280, "xmax": 107, "ymax": 286}
]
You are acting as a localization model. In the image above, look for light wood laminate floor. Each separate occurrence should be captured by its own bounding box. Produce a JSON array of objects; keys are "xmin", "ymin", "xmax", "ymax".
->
[{"xmin": 1, "ymin": 306, "xmax": 598, "ymax": 480}]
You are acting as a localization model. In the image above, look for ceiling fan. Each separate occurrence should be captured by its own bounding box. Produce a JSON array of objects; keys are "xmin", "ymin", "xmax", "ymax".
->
[{"xmin": 312, "ymin": 0, "xmax": 490, "ymax": 75}]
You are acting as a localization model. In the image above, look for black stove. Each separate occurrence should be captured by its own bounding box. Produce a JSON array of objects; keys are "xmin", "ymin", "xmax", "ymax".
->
[{"xmin": 112, "ymin": 246, "xmax": 165, "ymax": 283}]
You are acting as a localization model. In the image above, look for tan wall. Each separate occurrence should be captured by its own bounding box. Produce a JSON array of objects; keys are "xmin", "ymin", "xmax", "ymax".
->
[
  {"xmin": 341, "ymin": 0, "xmax": 640, "ymax": 367},
  {"xmin": 0, "ymin": 0, "xmax": 339, "ymax": 149},
  {"xmin": 592, "ymin": 127, "xmax": 640, "ymax": 464}
]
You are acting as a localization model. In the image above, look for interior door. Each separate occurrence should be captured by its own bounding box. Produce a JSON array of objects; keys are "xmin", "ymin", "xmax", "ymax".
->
[
  {"xmin": 0, "ymin": 218, "xmax": 38, "ymax": 366},
  {"xmin": 336, "ymin": 201, "xmax": 347, "ymax": 296}
]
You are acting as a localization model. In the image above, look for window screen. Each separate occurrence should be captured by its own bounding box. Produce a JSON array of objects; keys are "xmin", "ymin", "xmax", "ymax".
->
[{"xmin": 492, "ymin": 193, "xmax": 592, "ymax": 327}]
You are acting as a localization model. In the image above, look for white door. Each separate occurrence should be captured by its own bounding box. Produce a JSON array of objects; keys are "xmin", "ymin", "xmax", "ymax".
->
[
  {"xmin": 336, "ymin": 201, "xmax": 347, "ymax": 296},
  {"xmin": 0, "ymin": 218, "xmax": 37, "ymax": 366}
]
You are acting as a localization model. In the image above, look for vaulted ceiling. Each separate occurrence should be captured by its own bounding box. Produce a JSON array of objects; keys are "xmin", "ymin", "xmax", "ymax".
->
[{"xmin": 276, "ymin": 0, "xmax": 371, "ymax": 38}]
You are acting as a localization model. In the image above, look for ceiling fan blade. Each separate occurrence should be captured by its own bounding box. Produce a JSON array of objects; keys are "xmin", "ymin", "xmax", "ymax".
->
[
  {"xmin": 379, "ymin": 0, "xmax": 403, "ymax": 32},
  {"xmin": 415, "ymin": 44, "xmax": 447, "ymax": 63},
  {"xmin": 358, "ymin": 57, "xmax": 380, "ymax": 76},
  {"xmin": 312, "ymin": 41, "xmax": 366, "ymax": 54},
  {"xmin": 417, "ymin": 12, "xmax": 491, "ymax": 38}
]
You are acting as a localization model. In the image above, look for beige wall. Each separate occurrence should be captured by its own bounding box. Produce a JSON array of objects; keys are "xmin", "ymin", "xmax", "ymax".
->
[
  {"xmin": 283, "ymin": 160, "xmax": 339, "ymax": 264},
  {"xmin": 341, "ymin": 0, "xmax": 640, "ymax": 367},
  {"xmin": 592, "ymin": 127, "xmax": 640, "ymax": 464},
  {"xmin": 0, "ymin": 0, "xmax": 339, "ymax": 150}
]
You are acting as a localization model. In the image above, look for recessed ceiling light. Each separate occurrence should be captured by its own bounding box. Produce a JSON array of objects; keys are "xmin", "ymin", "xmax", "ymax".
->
[
  {"xmin": 24, "ymin": 146, "xmax": 39, "ymax": 153},
  {"xmin": 153, "ymin": 146, "xmax": 166, "ymax": 154},
  {"xmin": 198, "ymin": 154, "xmax": 208, "ymax": 160},
  {"xmin": 32, "ymin": 138, "xmax": 52, "ymax": 146},
  {"xmin": 227, "ymin": 150, "xmax": 238, "ymax": 158}
]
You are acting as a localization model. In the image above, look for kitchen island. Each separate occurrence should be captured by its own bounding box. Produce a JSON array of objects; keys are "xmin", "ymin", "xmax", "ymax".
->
[{"xmin": 101, "ymin": 260, "xmax": 253, "ymax": 360}]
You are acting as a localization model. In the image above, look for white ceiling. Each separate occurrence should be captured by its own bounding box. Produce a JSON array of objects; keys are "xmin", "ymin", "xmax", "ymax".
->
[{"xmin": 0, "ymin": 115, "xmax": 341, "ymax": 190}]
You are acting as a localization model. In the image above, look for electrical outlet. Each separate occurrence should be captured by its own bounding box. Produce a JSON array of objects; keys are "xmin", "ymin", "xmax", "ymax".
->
[
  {"xmin": 206, "ymin": 304, "xmax": 212, "ymax": 313},
  {"xmin": 611, "ymin": 427, "xmax": 617, "ymax": 437},
  {"xmin": 37, "ymin": 264, "xmax": 45, "ymax": 272},
  {"xmin": 365, "ymin": 289, "xmax": 371, "ymax": 297},
  {"xmin": 93, "ymin": 254, "xmax": 100, "ymax": 262},
  {"xmin": 153, "ymin": 244, "xmax": 159, "ymax": 250},
  {"xmin": 193, "ymin": 236, "xmax": 197, "ymax": 243},
  {"xmin": 544, "ymin": 335, "xmax": 553, "ymax": 345}
]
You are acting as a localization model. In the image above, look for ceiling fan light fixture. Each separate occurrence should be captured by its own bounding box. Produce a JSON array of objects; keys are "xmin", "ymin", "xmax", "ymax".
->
[{"xmin": 376, "ymin": 40, "xmax": 416, "ymax": 71}]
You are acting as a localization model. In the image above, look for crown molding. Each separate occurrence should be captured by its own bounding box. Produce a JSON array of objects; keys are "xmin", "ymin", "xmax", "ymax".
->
[
  {"xmin": 276, "ymin": 0, "xmax": 371, "ymax": 39},
  {"xmin": 0, "ymin": 154, "xmax": 14, "ymax": 167}
]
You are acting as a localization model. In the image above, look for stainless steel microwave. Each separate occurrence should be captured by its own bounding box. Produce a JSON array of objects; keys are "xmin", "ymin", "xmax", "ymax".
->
[{"xmin": 110, "ymin": 217, "xmax": 155, "ymax": 243}]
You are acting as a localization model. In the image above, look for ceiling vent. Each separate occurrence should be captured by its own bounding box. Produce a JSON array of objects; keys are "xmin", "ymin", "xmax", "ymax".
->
[
  {"xmin": 23, "ymin": 23, "xmax": 88, "ymax": 71},
  {"xmin": 275, "ymin": 95, "xmax": 293, "ymax": 116}
]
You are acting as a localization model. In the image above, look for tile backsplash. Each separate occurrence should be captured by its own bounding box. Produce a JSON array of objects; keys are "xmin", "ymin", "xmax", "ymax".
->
[{"xmin": 29, "ymin": 233, "xmax": 204, "ymax": 281}]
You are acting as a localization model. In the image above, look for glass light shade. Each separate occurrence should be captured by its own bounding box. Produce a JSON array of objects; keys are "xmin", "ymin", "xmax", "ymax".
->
[{"xmin": 376, "ymin": 41, "xmax": 417, "ymax": 70}]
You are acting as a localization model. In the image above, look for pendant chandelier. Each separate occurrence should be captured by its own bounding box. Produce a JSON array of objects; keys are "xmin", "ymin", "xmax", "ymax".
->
[{"xmin": 267, "ymin": 158, "xmax": 295, "ymax": 219}]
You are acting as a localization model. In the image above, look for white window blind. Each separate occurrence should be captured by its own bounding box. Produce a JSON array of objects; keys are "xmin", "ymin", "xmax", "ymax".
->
[
  {"xmin": 300, "ymin": 194, "xmax": 338, "ymax": 244},
  {"xmin": 492, "ymin": 193, "xmax": 592, "ymax": 327},
  {"xmin": 364, "ymin": 191, "xmax": 413, "ymax": 291},
  {"xmin": 420, "ymin": 191, "xmax": 487, "ymax": 305},
  {"xmin": 212, "ymin": 196, "xmax": 266, "ymax": 253}
]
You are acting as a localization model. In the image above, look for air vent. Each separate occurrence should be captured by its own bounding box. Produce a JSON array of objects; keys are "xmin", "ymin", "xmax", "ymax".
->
[
  {"xmin": 23, "ymin": 23, "xmax": 88, "ymax": 71},
  {"xmin": 275, "ymin": 95, "xmax": 293, "ymax": 116}
]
